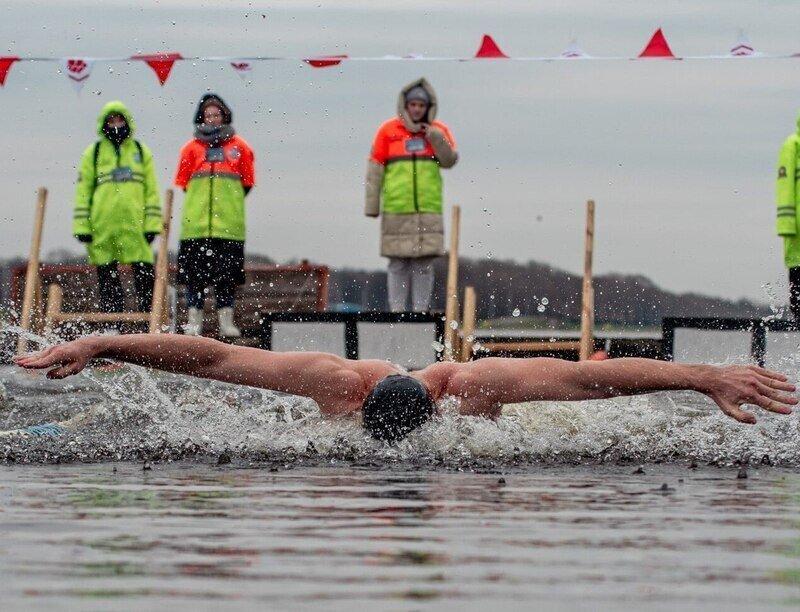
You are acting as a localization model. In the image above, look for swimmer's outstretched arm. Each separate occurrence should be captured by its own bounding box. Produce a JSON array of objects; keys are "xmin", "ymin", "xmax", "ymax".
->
[
  {"xmin": 15, "ymin": 335, "xmax": 368, "ymax": 414},
  {"xmin": 441, "ymin": 357, "xmax": 796, "ymax": 424}
]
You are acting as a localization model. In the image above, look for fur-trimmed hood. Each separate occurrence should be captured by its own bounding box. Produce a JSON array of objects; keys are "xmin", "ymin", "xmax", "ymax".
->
[{"xmin": 397, "ymin": 78, "xmax": 438, "ymax": 133}]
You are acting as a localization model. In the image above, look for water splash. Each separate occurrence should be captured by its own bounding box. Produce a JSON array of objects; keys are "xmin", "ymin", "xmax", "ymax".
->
[
  {"xmin": 3, "ymin": 325, "xmax": 799, "ymax": 468},
  {"xmin": 1, "ymin": 361, "xmax": 798, "ymax": 467}
]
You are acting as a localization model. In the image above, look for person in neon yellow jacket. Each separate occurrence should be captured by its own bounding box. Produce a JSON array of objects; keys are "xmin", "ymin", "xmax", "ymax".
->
[
  {"xmin": 74, "ymin": 101, "xmax": 161, "ymax": 313},
  {"xmin": 776, "ymin": 109, "xmax": 800, "ymax": 319},
  {"xmin": 365, "ymin": 78, "xmax": 458, "ymax": 312}
]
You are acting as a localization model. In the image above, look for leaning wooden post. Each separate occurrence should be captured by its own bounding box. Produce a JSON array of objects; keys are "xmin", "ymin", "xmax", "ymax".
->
[
  {"xmin": 460, "ymin": 286, "xmax": 477, "ymax": 362},
  {"xmin": 17, "ymin": 187, "xmax": 48, "ymax": 354},
  {"xmin": 579, "ymin": 200, "xmax": 595, "ymax": 361},
  {"xmin": 149, "ymin": 189, "xmax": 173, "ymax": 333},
  {"xmin": 444, "ymin": 205, "xmax": 461, "ymax": 361}
]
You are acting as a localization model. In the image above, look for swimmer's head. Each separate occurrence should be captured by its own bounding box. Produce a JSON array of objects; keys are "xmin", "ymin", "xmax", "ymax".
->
[{"xmin": 362, "ymin": 375, "xmax": 435, "ymax": 442}]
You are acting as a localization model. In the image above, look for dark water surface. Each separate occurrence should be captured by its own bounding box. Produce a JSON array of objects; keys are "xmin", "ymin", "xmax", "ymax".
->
[
  {"xmin": 3, "ymin": 352, "xmax": 800, "ymax": 610},
  {"xmin": 2, "ymin": 463, "xmax": 800, "ymax": 611}
]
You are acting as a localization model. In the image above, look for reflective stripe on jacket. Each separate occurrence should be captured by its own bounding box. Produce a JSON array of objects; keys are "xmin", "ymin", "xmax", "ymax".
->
[
  {"xmin": 73, "ymin": 100, "xmax": 161, "ymax": 266},
  {"xmin": 174, "ymin": 135, "xmax": 255, "ymax": 241},
  {"xmin": 370, "ymin": 118, "xmax": 453, "ymax": 216}
]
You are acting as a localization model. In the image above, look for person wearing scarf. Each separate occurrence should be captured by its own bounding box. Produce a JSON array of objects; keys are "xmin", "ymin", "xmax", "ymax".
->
[{"xmin": 174, "ymin": 94, "xmax": 256, "ymax": 337}]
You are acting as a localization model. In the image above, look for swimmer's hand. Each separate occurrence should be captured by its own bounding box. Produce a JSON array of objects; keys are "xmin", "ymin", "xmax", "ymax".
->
[
  {"xmin": 698, "ymin": 364, "xmax": 797, "ymax": 424},
  {"xmin": 14, "ymin": 339, "xmax": 97, "ymax": 379}
]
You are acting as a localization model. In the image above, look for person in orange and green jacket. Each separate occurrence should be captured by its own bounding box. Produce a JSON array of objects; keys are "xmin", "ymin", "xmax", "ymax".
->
[
  {"xmin": 365, "ymin": 78, "xmax": 458, "ymax": 312},
  {"xmin": 776, "ymin": 110, "xmax": 800, "ymax": 319},
  {"xmin": 73, "ymin": 101, "xmax": 161, "ymax": 313},
  {"xmin": 174, "ymin": 94, "xmax": 255, "ymax": 337}
]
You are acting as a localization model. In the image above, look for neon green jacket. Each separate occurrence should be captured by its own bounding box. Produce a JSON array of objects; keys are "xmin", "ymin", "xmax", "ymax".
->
[
  {"xmin": 777, "ymin": 110, "xmax": 800, "ymax": 267},
  {"xmin": 174, "ymin": 134, "xmax": 255, "ymax": 242},
  {"xmin": 74, "ymin": 101, "xmax": 161, "ymax": 266}
]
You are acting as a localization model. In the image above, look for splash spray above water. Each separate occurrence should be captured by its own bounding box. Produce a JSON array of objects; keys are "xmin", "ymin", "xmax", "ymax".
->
[{"xmin": 2, "ymin": 325, "xmax": 800, "ymax": 467}]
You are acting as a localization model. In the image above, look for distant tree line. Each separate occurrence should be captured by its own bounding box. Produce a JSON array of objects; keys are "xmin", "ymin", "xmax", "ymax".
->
[
  {"xmin": 0, "ymin": 252, "xmax": 769, "ymax": 327},
  {"xmin": 327, "ymin": 256, "xmax": 769, "ymax": 327}
]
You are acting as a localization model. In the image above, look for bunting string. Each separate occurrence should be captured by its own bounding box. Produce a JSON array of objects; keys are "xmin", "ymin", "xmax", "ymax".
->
[{"xmin": 1, "ymin": 30, "xmax": 795, "ymax": 91}]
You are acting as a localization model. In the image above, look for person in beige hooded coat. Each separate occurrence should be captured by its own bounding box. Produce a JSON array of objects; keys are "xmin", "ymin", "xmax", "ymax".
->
[{"xmin": 365, "ymin": 78, "xmax": 458, "ymax": 312}]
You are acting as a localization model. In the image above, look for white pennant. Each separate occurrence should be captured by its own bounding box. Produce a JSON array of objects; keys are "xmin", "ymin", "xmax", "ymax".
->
[
  {"xmin": 729, "ymin": 31, "xmax": 760, "ymax": 57},
  {"xmin": 560, "ymin": 39, "xmax": 590, "ymax": 59},
  {"xmin": 229, "ymin": 59, "xmax": 253, "ymax": 82},
  {"xmin": 61, "ymin": 57, "xmax": 94, "ymax": 93}
]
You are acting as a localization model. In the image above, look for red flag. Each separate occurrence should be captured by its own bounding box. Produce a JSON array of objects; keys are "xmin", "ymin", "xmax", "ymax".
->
[
  {"xmin": 131, "ymin": 52, "xmax": 183, "ymax": 85},
  {"xmin": 638, "ymin": 28, "xmax": 676, "ymax": 58},
  {"xmin": 303, "ymin": 54, "xmax": 348, "ymax": 68},
  {"xmin": 0, "ymin": 56, "xmax": 19, "ymax": 86},
  {"xmin": 474, "ymin": 34, "xmax": 508, "ymax": 59}
]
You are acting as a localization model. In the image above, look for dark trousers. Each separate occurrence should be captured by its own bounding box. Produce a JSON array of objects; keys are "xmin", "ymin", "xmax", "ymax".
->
[
  {"xmin": 790, "ymin": 267, "xmax": 800, "ymax": 320},
  {"xmin": 97, "ymin": 262, "xmax": 154, "ymax": 313},
  {"xmin": 185, "ymin": 281, "xmax": 236, "ymax": 310}
]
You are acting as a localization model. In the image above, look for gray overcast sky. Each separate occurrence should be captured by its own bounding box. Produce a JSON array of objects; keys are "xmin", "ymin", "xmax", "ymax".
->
[{"xmin": 1, "ymin": 0, "xmax": 799, "ymax": 304}]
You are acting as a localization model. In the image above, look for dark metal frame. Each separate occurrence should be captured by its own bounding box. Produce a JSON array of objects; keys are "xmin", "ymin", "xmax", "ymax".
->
[
  {"xmin": 662, "ymin": 317, "xmax": 800, "ymax": 366},
  {"xmin": 258, "ymin": 311, "xmax": 446, "ymax": 360}
]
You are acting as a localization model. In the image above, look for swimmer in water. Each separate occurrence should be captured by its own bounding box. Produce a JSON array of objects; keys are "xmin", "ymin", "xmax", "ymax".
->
[{"xmin": 14, "ymin": 334, "xmax": 797, "ymax": 442}]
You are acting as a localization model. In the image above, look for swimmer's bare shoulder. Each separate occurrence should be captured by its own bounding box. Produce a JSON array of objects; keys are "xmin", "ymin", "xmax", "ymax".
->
[{"xmin": 15, "ymin": 335, "xmax": 400, "ymax": 417}]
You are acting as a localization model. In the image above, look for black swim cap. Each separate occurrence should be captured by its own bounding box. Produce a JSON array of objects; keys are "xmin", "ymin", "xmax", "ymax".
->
[{"xmin": 362, "ymin": 375, "xmax": 435, "ymax": 442}]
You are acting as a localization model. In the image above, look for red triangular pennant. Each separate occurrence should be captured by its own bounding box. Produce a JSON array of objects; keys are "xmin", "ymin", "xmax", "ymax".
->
[
  {"xmin": 303, "ymin": 54, "xmax": 348, "ymax": 68},
  {"xmin": 131, "ymin": 52, "xmax": 183, "ymax": 85},
  {"xmin": 0, "ymin": 56, "xmax": 19, "ymax": 86},
  {"xmin": 638, "ymin": 28, "xmax": 676, "ymax": 58},
  {"xmin": 474, "ymin": 34, "xmax": 508, "ymax": 59}
]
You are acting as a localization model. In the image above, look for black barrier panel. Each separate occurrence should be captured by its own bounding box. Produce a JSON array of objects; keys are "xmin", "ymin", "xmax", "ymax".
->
[
  {"xmin": 662, "ymin": 317, "xmax": 800, "ymax": 366},
  {"xmin": 258, "ymin": 311, "xmax": 446, "ymax": 363}
]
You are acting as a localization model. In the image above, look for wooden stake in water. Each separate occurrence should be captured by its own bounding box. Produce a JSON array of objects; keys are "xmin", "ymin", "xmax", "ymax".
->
[
  {"xmin": 149, "ymin": 189, "xmax": 174, "ymax": 333},
  {"xmin": 444, "ymin": 205, "xmax": 461, "ymax": 361},
  {"xmin": 460, "ymin": 286, "xmax": 477, "ymax": 362},
  {"xmin": 579, "ymin": 200, "xmax": 595, "ymax": 361},
  {"xmin": 17, "ymin": 187, "xmax": 47, "ymax": 354}
]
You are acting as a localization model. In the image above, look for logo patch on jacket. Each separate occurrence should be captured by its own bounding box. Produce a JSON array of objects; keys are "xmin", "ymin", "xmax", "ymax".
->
[
  {"xmin": 405, "ymin": 138, "xmax": 426, "ymax": 153},
  {"xmin": 228, "ymin": 147, "xmax": 240, "ymax": 160},
  {"xmin": 205, "ymin": 147, "xmax": 225, "ymax": 162},
  {"xmin": 779, "ymin": 166, "xmax": 787, "ymax": 178},
  {"xmin": 111, "ymin": 167, "xmax": 134, "ymax": 182},
  {"xmin": 133, "ymin": 151, "xmax": 142, "ymax": 164}
]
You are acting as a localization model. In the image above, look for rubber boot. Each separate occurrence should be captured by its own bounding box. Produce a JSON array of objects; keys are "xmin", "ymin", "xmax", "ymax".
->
[
  {"xmin": 217, "ymin": 307, "xmax": 241, "ymax": 338},
  {"xmin": 184, "ymin": 307, "xmax": 204, "ymax": 336}
]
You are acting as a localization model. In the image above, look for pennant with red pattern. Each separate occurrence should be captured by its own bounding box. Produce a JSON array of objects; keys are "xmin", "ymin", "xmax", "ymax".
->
[
  {"xmin": 61, "ymin": 57, "xmax": 94, "ymax": 93},
  {"xmin": 729, "ymin": 31, "xmax": 760, "ymax": 57},
  {"xmin": 560, "ymin": 40, "xmax": 590, "ymax": 59},
  {"xmin": 228, "ymin": 59, "xmax": 254, "ymax": 82}
]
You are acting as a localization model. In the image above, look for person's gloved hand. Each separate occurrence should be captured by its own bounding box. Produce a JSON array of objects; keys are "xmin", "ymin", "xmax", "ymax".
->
[
  {"xmin": 75, "ymin": 234, "xmax": 92, "ymax": 243},
  {"xmin": 144, "ymin": 233, "xmax": 157, "ymax": 244}
]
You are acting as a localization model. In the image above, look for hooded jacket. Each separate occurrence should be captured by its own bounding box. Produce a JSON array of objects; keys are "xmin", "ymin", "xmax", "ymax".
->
[
  {"xmin": 73, "ymin": 101, "xmax": 161, "ymax": 266},
  {"xmin": 776, "ymin": 110, "xmax": 800, "ymax": 267},
  {"xmin": 175, "ymin": 93, "xmax": 255, "ymax": 241},
  {"xmin": 365, "ymin": 78, "xmax": 458, "ymax": 258}
]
